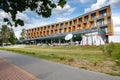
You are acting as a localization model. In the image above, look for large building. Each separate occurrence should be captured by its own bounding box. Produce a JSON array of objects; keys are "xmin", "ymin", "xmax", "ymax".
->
[{"xmin": 24, "ymin": 5, "xmax": 113, "ymax": 45}]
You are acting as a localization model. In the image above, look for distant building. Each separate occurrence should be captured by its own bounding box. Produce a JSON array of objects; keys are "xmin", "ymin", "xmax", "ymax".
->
[{"xmin": 24, "ymin": 5, "xmax": 113, "ymax": 45}]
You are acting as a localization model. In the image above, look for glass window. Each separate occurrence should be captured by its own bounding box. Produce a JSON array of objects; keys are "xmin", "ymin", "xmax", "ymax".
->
[
  {"xmin": 99, "ymin": 9, "xmax": 107, "ymax": 18},
  {"xmin": 79, "ymin": 18, "xmax": 82, "ymax": 23},
  {"xmin": 91, "ymin": 13, "xmax": 96, "ymax": 20},
  {"xmin": 70, "ymin": 21, "xmax": 72, "ymax": 26}
]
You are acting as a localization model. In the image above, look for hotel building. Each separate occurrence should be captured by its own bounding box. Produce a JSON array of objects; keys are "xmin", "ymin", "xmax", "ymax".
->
[{"xmin": 24, "ymin": 5, "xmax": 113, "ymax": 45}]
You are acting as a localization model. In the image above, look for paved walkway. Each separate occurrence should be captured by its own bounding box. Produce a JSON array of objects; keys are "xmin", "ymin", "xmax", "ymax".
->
[
  {"xmin": 0, "ymin": 50, "xmax": 120, "ymax": 80},
  {"xmin": 0, "ymin": 57, "xmax": 38, "ymax": 80}
]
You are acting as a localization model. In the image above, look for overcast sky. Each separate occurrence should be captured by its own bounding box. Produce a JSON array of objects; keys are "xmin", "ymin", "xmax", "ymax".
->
[{"xmin": 0, "ymin": 0, "xmax": 120, "ymax": 39}]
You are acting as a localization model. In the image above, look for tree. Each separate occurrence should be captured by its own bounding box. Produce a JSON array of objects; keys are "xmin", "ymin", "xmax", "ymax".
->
[
  {"xmin": 0, "ymin": 25, "xmax": 10, "ymax": 44},
  {"xmin": 0, "ymin": 0, "xmax": 66, "ymax": 27},
  {"xmin": 19, "ymin": 29, "xmax": 25, "ymax": 40},
  {"xmin": 9, "ymin": 28, "xmax": 18, "ymax": 44},
  {"xmin": 0, "ymin": 25, "xmax": 17, "ymax": 45}
]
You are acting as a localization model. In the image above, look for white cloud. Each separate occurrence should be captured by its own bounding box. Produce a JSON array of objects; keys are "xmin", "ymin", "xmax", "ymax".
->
[
  {"xmin": 108, "ymin": 0, "xmax": 120, "ymax": 7},
  {"xmin": 53, "ymin": 4, "xmax": 75, "ymax": 16},
  {"xmin": 56, "ymin": 17, "xmax": 69, "ymax": 22},
  {"xmin": 16, "ymin": 12, "xmax": 29, "ymax": 21},
  {"xmin": 13, "ymin": 17, "xmax": 50, "ymax": 38},
  {"xmin": 13, "ymin": 26, "xmax": 23, "ymax": 39},
  {"xmin": 84, "ymin": 0, "xmax": 107, "ymax": 13},
  {"xmin": 112, "ymin": 16, "xmax": 120, "ymax": 27},
  {"xmin": 0, "ymin": 11, "xmax": 10, "ymax": 19},
  {"xmin": 84, "ymin": 0, "xmax": 120, "ymax": 13},
  {"xmin": 79, "ymin": 0, "xmax": 89, "ymax": 3},
  {"xmin": 53, "ymin": 4, "xmax": 75, "ymax": 23},
  {"xmin": 112, "ymin": 16, "xmax": 120, "ymax": 34}
]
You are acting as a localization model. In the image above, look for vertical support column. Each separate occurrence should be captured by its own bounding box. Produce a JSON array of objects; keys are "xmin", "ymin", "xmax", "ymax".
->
[
  {"xmin": 53, "ymin": 24, "xmax": 56, "ymax": 34},
  {"xmin": 77, "ymin": 18, "xmax": 79, "ymax": 24},
  {"xmin": 104, "ymin": 16, "xmax": 108, "ymax": 25},
  {"xmin": 72, "ymin": 19, "xmax": 74, "ymax": 25},
  {"xmin": 107, "ymin": 5, "xmax": 111, "ymax": 16},
  {"xmin": 87, "ymin": 22, "xmax": 90, "ymax": 29},
  {"xmin": 58, "ymin": 23, "xmax": 60, "ymax": 34},
  {"xmin": 96, "ymin": 10, "xmax": 99, "ymax": 18},
  {"xmin": 82, "ymin": 16, "xmax": 84, "ymax": 23},
  {"xmin": 107, "ymin": 24, "xmax": 113, "ymax": 36},
  {"xmin": 88, "ymin": 14, "xmax": 91, "ymax": 21},
  {"xmin": 94, "ymin": 20, "xmax": 97, "ymax": 27},
  {"xmin": 81, "ymin": 23, "xmax": 84, "ymax": 30}
]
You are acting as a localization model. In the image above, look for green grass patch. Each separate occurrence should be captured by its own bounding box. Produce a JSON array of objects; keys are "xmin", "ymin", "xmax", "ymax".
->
[{"xmin": 0, "ymin": 43, "xmax": 120, "ymax": 76}]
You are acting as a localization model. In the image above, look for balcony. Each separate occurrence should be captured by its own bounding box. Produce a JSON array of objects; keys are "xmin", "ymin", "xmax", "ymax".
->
[
  {"xmin": 99, "ymin": 9, "xmax": 107, "ymax": 18},
  {"xmin": 108, "ymin": 17, "xmax": 111, "ymax": 24},
  {"xmin": 97, "ymin": 19, "xmax": 104, "ymax": 26},
  {"xmin": 91, "ymin": 13, "xmax": 96, "ymax": 21},
  {"xmin": 69, "ymin": 21, "xmax": 72, "ymax": 26},
  {"xmin": 84, "ymin": 16, "xmax": 89, "ymax": 22}
]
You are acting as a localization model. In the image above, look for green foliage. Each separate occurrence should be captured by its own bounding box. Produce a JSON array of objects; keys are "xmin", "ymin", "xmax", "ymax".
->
[
  {"xmin": 67, "ymin": 57, "xmax": 74, "ymax": 62},
  {"xmin": 0, "ymin": 25, "xmax": 17, "ymax": 45},
  {"xmin": 59, "ymin": 56, "xmax": 66, "ymax": 60},
  {"xmin": 115, "ymin": 59, "xmax": 120, "ymax": 66},
  {"xmin": 99, "ymin": 42, "xmax": 114, "ymax": 57},
  {"xmin": 19, "ymin": 29, "xmax": 25, "ymax": 40},
  {"xmin": 106, "ymin": 72, "xmax": 120, "ymax": 76},
  {"xmin": 99, "ymin": 45, "xmax": 105, "ymax": 54},
  {"xmin": 9, "ymin": 29, "xmax": 18, "ymax": 44},
  {"xmin": 105, "ymin": 42, "xmax": 114, "ymax": 56},
  {"xmin": 0, "ymin": 0, "xmax": 66, "ymax": 27},
  {"xmin": 0, "ymin": 25, "xmax": 10, "ymax": 44}
]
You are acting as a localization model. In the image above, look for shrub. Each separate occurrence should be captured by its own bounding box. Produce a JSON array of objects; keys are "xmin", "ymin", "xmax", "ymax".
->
[
  {"xmin": 99, "ymin": 45, "xmax": 105, "ymax": 54},
  {"xmin": 59, "ymin": 56, "xmax": 66, "ymax": 60},
  {"xmin": 67, "ymin": 57, "xmax": 74, "ymax": 62},
  {"xmin": 99, "ymin": 42, "xmax": 114, "ymax": 57},
  {"xmin": 105, "ymin": 42, "xmax": 114, "ymax": 56}
]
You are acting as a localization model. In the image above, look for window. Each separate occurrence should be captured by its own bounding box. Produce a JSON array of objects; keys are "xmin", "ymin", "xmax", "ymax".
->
[
  {"xmin": 70, "ymin": 21, "xmax": 72, "ymax": 26},
  {"xmin": 48, "ymin": 26, "xmax": 50, "ymax": 29},
  {"xmin": 85, "ymin": 16, "xmax": 88, "ymax": 22},
  {"xmin": 79, "ymin": 18, "xmax": 82, "ymax": 23},
  {"xmin": 65, "ymin": 22, "xmax": 68, "ymax": 27},
  {"xmin": 99, "ymin": 9, "xmax": 107, "ymax": 18},
  {"xmin": 91, "ymin": 13, "xmax": 96, "ymax": 20},
  {"xmin": 56, "ymin": 24, "xmax": 59, "ymax": 29},
  {"xmin": 74, "ymin": 19, "xmax": 77, "ymax": 25},
  {"xmin": 108, "ymin": 17, "xmax": 111, "ymax": 24},
  {"xmin": 91, "ymin": 22, "xmax": 94, "ymax": 27},
  {"xmin": 97, "ymin": 19, "xmax": 104, "ymax": 26},
  {"xmin": 60, "ymin": 23, "xmax": 64, "ymax": 28},
  {"xmin": 37, "ymin": 28, "xmax": 39, "ymax": 31},
  {"xmin": 59, "ymin": 29, "xmax": 62, "ymax": 33},
  {"xmin": 44, "ymin": 27, "xmax": 46, "ymax": 30},
  {"xmin": 52, "ymin": 25, "xmax": 54, "ymax": 29}
]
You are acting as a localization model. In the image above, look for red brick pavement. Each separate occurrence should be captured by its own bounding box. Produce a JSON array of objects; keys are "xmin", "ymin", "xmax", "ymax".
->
[{"xmin": 0, "ymin": 57, "xmax": 38, "ymax": 80}]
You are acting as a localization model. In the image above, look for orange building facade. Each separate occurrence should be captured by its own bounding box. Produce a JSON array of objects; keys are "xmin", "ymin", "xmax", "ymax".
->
[{"xmin": 24, "ymin": 5, "xmax": 113, "ymax": 44}]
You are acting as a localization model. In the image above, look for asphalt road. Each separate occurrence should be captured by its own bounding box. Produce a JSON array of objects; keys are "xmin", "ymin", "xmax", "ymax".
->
[{"xmin": 0, "ymin": 50, "xmax": 120, "ymax": 80}]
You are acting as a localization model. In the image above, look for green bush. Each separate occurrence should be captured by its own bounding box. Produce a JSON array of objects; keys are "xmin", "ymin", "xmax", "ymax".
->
[
  {"xmin": 105, "ymin": 42, "xmax": 114, "ymax": 56},
  {"xmin": 67, "ymin": 57, "xmax": 74, "ymax": 62},
  {"xmin": 99, "ymin": 45, "xmax": 105, "ymax": 54},
  {"xmin": 59, "ymin": 56, "xmax": 66, "ymax": 60},
  {"xmin": 99, "ymin": 42, "xmax": 114, "ymax": 57}
]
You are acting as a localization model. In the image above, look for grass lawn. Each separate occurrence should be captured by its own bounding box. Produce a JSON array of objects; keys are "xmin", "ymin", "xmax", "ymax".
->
[{"xmin": 0, "ymin": 43, "xmax": 120, "ymax": 76}]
